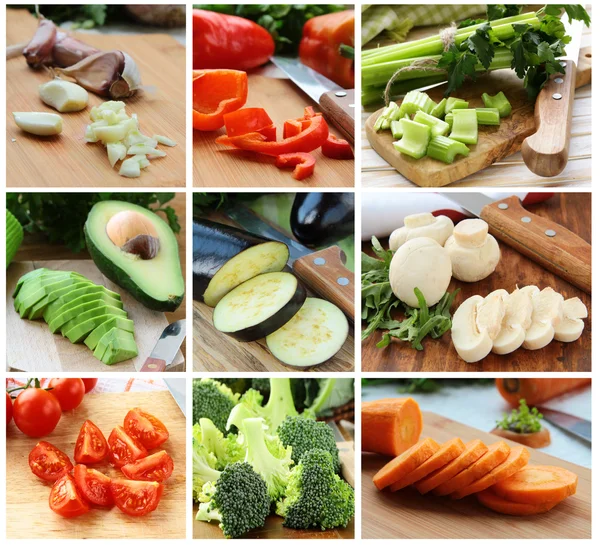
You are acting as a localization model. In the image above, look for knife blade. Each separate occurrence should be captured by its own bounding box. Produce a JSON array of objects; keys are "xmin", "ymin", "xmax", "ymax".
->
[
  {"xmin": 139, "ymin": 319, "xmax": 186, "ymax": 373},
  {"xmin": 225, "ymin": 206, "xmax": 354, "ymax": 318},
  {"xmin": 521, "ymin": 11, "xmax": 583, "ymax": 177},
  {"xmin": 445, "ymin": 194, "xmax": 591, "ymax": 293},
  {"xmin": 538, "ymin": 407, "xmax": 591, "ymax": 443},
  {"xmin": 271, "ymin": 56, "xmax": 355, "ymax": 144},
  {"xmin": 163, "ymin": 378, "xmax": 186, "ymax": 417}
]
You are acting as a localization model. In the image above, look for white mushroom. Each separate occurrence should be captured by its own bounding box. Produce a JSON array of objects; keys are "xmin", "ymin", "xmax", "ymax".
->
[
  {"xmin": 451, "ymin": 295, "xmax": 493, "ymax": 363},
  {"xmin": 389, "ymin": 212, "xmax": 454, "ymax": 251},
  {"xmin": 476, "ymin": 289, "xmax": 508, "ymax": 341},
  {"xmin": 554, "ymin": 297, "xmax": 587, "ymax": 342},
  {"xmin": 444, "ymin": 219, "xmax": 500, "ymax": 282},
  {"xmin": 492, "ymin": 286, "xmax": 536, "ymax": 355},
  {"xmin": 522, "ymin": 287, "xmax": 564, "ymax": 350},
  {"xmin": 389, "ymin": 236, "xmax": 452, "ymax": 308}
]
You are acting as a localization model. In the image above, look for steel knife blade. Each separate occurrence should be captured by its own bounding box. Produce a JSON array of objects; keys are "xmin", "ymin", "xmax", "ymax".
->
[
  {"xmin": 163, "ymin": 378, "xmax": 186, "ymax": 417},
  {"xmin": 538, "ymin": 407, "xmax": 591, "ymax": 443},
  {"xmin": 138, "ymin": 319, "xmax": 186, "ymax": 372}
]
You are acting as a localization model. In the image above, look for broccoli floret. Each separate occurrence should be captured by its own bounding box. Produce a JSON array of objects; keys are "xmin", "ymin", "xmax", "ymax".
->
[
  {"xmin": 276, "ymin": 449, "xmax": 354, "ymax": 531},
  {"xmin": 251, "ymin": 378, "xmax": 271, "ymax": 400},
  {"xmin": 194, "ymin": 418, "xmax": 245, "ymax": 470},
  {"xmin": 192, "ymin": 433, "xmax": 221, "ymax": 501},
  {"xmin": 277, "ymin": 415, "xmax": 341, "ymax": 473},
  {"xmin": 252, "ymin": 378, "xmax": 312, "ymax": 411},
  {"xmin": 220, "ymin": 378, "xmax": 251, "ymax": 395},
  {"xmin": 242, "ymin": 417, "xmax": 293, "ymax": 502},
  {"xmin": 193, "ymin": 378, "xmax": 240, "ymax": 433},
  {"xmin": 196, "ymin": 462, "xmax": 271, "ymax": 539}
]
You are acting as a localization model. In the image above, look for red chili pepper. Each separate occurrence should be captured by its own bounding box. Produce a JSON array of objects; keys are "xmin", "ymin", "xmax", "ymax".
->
[
  {"xmin": 193, "ymin": 9, "xmax": 275, "ymax": 70},
  {"xmin": 322, "ymin": 134, "xmax": 354, "ymax": 160},
  {"xmin": 276, "ymin": 153, "xmax": 316, "ymax": 180},
  {"xmin": 224, "ymin": 108, "xmax": 273, "ymax": 137}
]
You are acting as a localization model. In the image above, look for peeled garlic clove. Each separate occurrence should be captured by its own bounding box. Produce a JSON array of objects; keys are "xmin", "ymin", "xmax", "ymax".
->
[
  {"xmin": 107, "ymin": 142, "xmax": 127, "ymax": 167},
  {"xmin": 93, "ymin": 124, "xmax": 127, "ymax": 144},
  {"xmin": 132, "ymin": 154, "xmax": 151, "ymax": 169},
  {"xmin": 13, "ymin": 112, "xmax": 63, "ymax": 136},
  {"xmin": 39, "ymin": 79, "xmax": 89, "ymax": 112},
  {"xmin": 127, "ymin": 143, "xmax": 166, "ymax": 157},
  {"xmin": 119, "ymin": 157, "xmax": 141, "ymax": 177},
  {"xmin": 153, "ymin": 134, "xmax": 177, "ymax": 147}
]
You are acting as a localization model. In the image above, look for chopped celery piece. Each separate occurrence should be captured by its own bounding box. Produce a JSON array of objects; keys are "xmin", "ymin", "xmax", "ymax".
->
[
  {"xmin": 393, "ymin": 119, "xmax": 431, "ymax": 159},
  {"xmin": 430, "ymin": 98, "xmax": 447, "ymax": 119},
  {"xmin": 374, "ymin": 102, "xmax": 401, "ymax": 131},
  {"xmin": 446, "ymin": 108, "xmax": 500, "ymax": 127},
  {"xmin": 399, "ymin": 90, "xmax": 436, "ymax": 117},
  {"xmin": 381, "ymin": 118, "xmax": 392, "ymax": 130},
  {"xmin": 414, "ymin": 111, "xmax": 450, "ymax": 137},
  {"xmin": 482, "ymin": 91, "xmax": 512, "ymax": 117},
  {"xmin": 445, "ymin": 97, "xmax": 469, "ymax": 114},
  {"xmin": 427, "ymin": 136, "xmax": 470, "ymax": 164},
  {"xmin": 391, "ymin": 120, "xmax": 404, "ymax": 139},
  {"xmin": 449, "ymin": 109, "xmax": 478, "ymax": 144}
]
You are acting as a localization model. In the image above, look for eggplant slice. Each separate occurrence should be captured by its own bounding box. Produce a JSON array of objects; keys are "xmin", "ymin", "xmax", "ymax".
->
[
  {"xmin": 193, "ymin": 219, "xmax": 289, "ymax": 307},
  {"xmin": 213, "ymin": 272, "xmax": 306, "ymax": 342},
  {"xmin": 266, "ymin": 297, "xmax": 349, "ymax": 367}
]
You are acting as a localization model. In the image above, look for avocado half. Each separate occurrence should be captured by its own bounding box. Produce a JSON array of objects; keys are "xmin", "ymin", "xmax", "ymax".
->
[
  {"xmin": 6, "ymin": 209, "xmax": 23, "ymax": 268},
  {"xmin": 84, "ymin": 201, "xmax": 184, "ymax": 312}
]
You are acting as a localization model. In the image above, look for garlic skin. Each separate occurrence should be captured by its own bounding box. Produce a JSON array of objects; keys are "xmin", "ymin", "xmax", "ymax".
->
[
  {"xmin": 23, "ymin": 16, "xmax": 57, "ymax": 68},
  {"xmin": 39, "ymin": 80, "xmax": 89, "ymax": 112},
  {"xmin": 13, "ymin": 112, "xmax": 63, "ymax": 136}
]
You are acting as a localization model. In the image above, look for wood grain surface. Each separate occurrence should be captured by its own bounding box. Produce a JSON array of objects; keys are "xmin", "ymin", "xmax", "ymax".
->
[
  {"xmin": 6, "ymin": 9, "xmax": 185, "ymax": 187},
  {"xmin": 361, "ymin": 194, "xmax": 591, "ymax": 372},
  {"xmin": 6, "ymin": 391, "xmax": 186, "ymax": 539},
  {"xmin": 193, "ymin": 73, "xmax": 354, "ymax": 188},
  {"xmin": 362, "ymin": 411, "xmax": 591, "ymax": 539}
]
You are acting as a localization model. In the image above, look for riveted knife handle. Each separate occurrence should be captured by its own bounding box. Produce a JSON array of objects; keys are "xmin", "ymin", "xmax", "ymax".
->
[
  {"xmin": 293, "ymin": 246, "xmax": 355, "ymax": 319},
  {"xmin": 481, "ymin": 196, "xmax": 591, "ymax": 293},
  {"xmin": 140, "ymin": 357, "xmax": 167, "ymax": 372},
  {"xmin": 319, "ymin": 89, "xmax": 355, "ymax": 144}
]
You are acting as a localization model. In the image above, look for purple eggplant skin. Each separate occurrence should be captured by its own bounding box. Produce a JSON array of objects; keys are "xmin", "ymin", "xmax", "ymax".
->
[{"xmin": 291, "ymin": 193, "xmax": 354, "ymax": 247}]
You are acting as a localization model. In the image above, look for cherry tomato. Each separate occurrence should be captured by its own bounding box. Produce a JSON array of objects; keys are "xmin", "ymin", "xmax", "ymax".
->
[
  {"xmin": 124, "ymin": 408, "xmax": 169, "ymax": 450},
  {"xmin": 74, "ymin": 420, "xmax": 108, "ymax": 464},
  {"xmin": 107, "ymin": 426, "xmax": 147, "ymax": 468},
  {"xmin": 6, "ymin": 392, "xmax": 13, "ymax": 426},
  {"xmin": 48, "ymin": 378, "xmax": 85, "ymax": 411},
  {"xmin": 74, "ymin": 464, "xmax": 113, "ymax": 507},
  {"xmin": 49, "ymin": 473, "xmax": 90, "ymax": 518},
  {"xmin": 81, "ymin": 378, "xmax": 98, "ymax": 393},
  {"xmin": 110, "ymin": 478, "xmax": 164, "ymax": 516},
  {"xmin": 13, "ymin": 388, "xmax": 61, "ymax": 437},
  {"xmin": 29, "ymin": 441, "xmax": 73, "ymax": 482},
  {"xmin": 122, "ymin": 450, "xmax": 174, "ymax": 482}
]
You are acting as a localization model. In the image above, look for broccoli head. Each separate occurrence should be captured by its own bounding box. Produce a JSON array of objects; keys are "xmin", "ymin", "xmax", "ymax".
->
[
  {"xmin": 195, "ymin": 462, "xmax": 271, "ymax": 539},
  {"xmin": 193, "ymin": 378, "xmax": 240, "ymax": 433},
  {"xmin": 276, "ymin": 449, "xmax": 354, "ymax": 531},
  {"xmin": 194, "ymin": 418, "xmax": 245, "ymax": 470},
  {"xmin": 192, "ymin": 430, "xmax": 220, "ymax": 501},
  {"xmin": 277, "ymin": 415, "xmax": 341, "ymax": 473}
]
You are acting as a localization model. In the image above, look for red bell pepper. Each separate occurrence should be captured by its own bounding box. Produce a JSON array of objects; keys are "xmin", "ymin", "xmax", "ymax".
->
[
  {"xmin": 275, "ymin": 153, "xmax": 316, "ymax": 180},
  {"xmin": 258, "ymin": 125, "xmax": 277, "ymax": 141},
  {"xmin": 224, "ymin": 108, "xmax": 273, "ymax": 137},
  {"xmin": 322, "ymin": 134, "xmax": 354, "ymax": 160},
  {"xmin": 283, "ymin": 119, "xmax": 303, "ymax": 139}
]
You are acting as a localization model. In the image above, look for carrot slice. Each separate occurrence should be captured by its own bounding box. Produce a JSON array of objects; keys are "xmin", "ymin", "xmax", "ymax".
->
[
  {"xmin": 432, "ymin": 441, "xmax": 510, "ymax": 496},
  {"xmin": 373, "ymin": 437, "xmax": 439, "ymax": 490},
  {"xmin": 490, "ymin": 427, "xmax": 551, "ymax": 449},
  {"xmin": 477, "ymin": 488, "xmax": 560, "ymax": 516},
  {"xmin": 389, "ymin": 437, "xmax": 465, "ymax": 492},
  {"xmin": 362, "ymin": 398, "xmax": 422, "ymax": 457},
  {"xmin": 451, "ymin": 446, "xmax": 530, "ymax": 499},
  {"xmin": 492, "ymin": 465, "xmax": 578, "ymax": 505}
]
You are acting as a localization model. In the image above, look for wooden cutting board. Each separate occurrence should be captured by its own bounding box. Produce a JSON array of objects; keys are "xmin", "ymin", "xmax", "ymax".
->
[
  {"xmin": 6, "ymin": 260, "xmax": 184, "ymax": 372},
  {"xmin": 361, "ymin": 194, "xmax": 591, "ymax": 372},
  {"xmin": 6, "ymin": 391, "xmax": 186, "ymax": 539},
  {"xmin": 365, "ymin": 48, "xmax": 592, "ymax": 187},
  {"xmin": 193, "ymin": 73, "xmax": 354, "ymax": 188},
  {"xmin": 362, "ymin": 411, "xmax": 591, "ymax": 539},
  {"xmin": 6, "ymin": 9, "xmax": 185, "ymax": 187}
]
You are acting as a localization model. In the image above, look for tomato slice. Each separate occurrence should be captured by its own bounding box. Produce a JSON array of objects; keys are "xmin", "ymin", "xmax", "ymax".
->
[
  {"xmin": 121, "ymin": 450, "xmax": 174, "ymax": 482},
  {"xmin": 124, "ymin": 408, "xmax": 169, "ymax": 450},
  {"xmin": 110, "ymin": 479, "xmax": 164, "ymax": 517},
  {"xmin": 107, "ymin": 426, "xmax": 148, "ymax": 468},
  {"xmin": 29, "ymin": 441, "xmax": 73, "ymax": 482},
  {"xmin": 49, "ymin": 473, "xmax": 90, "ymax": 518},
  {"xmin": 74, "ymin": 420, "xmax": 108, "ymax": 464},
  {"xmin": 74, "ymin": 464, "xmax": 113, "ymax": 507}
]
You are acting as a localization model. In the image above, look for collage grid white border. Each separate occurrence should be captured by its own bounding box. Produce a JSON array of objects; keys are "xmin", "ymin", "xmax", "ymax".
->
[{"xmin": 0, "ymin": 0, "xmax": 596, "ymax": 543}]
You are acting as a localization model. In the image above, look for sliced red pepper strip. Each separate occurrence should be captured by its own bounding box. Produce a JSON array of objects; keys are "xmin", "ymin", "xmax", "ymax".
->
[
  {"xmin": 303, "ymin": 106, "xmax": 317, "ymax": 119},
  {"xmin": 275, "ymin": 153, "xmax": 316, "ymax": 180},
  {"xmin": 216, "ymin": 113, "xmax": 329, "ymax": 156},
  {"xmin": 258, "ymin": 124, "xmax": 277, "ymax": 141},
  {"xmin": 283, "ymin": 119, "xmax": 303, "ymax": 139},
  {"xmin": 224, "ymin": 108, "xmax": 273, "ymax": 137},
  {"xmin": 192, "ymin": 69, "xmax": 248, "ymax": 131},
  {"xmin": 322, "ymin": 133, "xmax": 354, "ymax": 160}
]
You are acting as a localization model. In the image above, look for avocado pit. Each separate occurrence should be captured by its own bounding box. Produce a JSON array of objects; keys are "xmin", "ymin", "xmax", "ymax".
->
[{"xmin": 106, "ymin": 210, "xmax": 160, "ymax": 259}]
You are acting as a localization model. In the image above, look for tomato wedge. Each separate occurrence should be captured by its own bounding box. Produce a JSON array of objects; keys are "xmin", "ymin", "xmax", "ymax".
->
[
  {"xmin": 111, "ymin": 479, "xmax": 164, "ymax": 517},
  {"xmin": 122, "ymin": 450, "xmax": 174, "ymax": 482},
  {"xmin": 74, "ymin": 464, "xmax": 113, "ymax": 507},
  {"xmin": 74, "ymin": 420, "xmax": 108, "ymax": 464},
  {"xmin": 107, "ymin": 426, "xmax": 147, "ymax": 468},
  {"xmin": 29, "ymin": 441, "xmax": 73, "ymax": 482},
  {"xmin": 49, "ymin": 473, "xmax": 90, "ymax": 518},
  {"xmin": 124, "ymin": 408, "xmax": 169, "ymax": 450}
]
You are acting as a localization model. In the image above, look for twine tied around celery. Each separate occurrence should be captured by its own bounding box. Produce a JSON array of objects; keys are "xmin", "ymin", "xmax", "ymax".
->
[{"xmin": 383, "ymin": 23, "xmax": 457, "ymax": 106}]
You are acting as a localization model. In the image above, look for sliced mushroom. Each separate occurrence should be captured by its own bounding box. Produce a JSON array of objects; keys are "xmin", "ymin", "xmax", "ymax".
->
[
  {"xmin": 523, "ymin": 287, "xmax": 564, "ymax": 350},
  {"xmin": 389, "ymin": 212, "xmax": 454, "ymax": 251},
  {"xmin": 451, "ymin": 295, "xmax": 494, "ymax": 363},
  {"xmin": 554, "ymin": 297, "xmax": 588, "ymax": 342},
  {"xmin": 492, "ymin": 286, "xmax": 536, "ymax": 355},
  {"xmin": 476, "ymin": 289, "xmax": 507, "ymax": 341}
]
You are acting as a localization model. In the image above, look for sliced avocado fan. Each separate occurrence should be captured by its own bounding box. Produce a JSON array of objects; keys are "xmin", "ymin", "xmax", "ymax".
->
[{"xmin": 6, "ymin": 210, "xmax": 23, "ymax": 268}]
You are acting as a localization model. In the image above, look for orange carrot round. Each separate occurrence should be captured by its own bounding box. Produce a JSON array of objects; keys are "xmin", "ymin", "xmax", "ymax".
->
[
  {"xmin": 491, "ymin": 427, "xmax": 551, "ymax": 449},
  {"xmin": 451, "ymin": 446, "xmax": 530, "ymax": 499},
  {"xmin": 389, "ymin": 437, "xmax": 465, "ymax": 492},
  {"xmin": 477, "ymin": 488, "xmax": 560, "ymax": 516},
  {"xmin": 415, "ymin": 439, "xmax": 488, "ymax": 495},
  {"xmin": 373, "ymin": 437, "xmax": 439, "ymax": 491}
]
